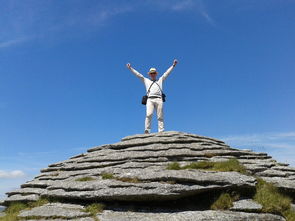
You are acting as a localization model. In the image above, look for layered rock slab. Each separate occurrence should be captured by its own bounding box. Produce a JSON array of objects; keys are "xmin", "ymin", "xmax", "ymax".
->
[
  {"xmin": 18, "ymin": 203, "xmax": 90, "ymax": 219},
  {"xmin": 97, "ymin": 210, "xmax": 285, "ymax": 221},
  {"xmin": 230, "ymin": 199, "xmax": 262, "ymax": 212},
  {"xmin": 1, "ymin": 131, "xmax": 295, "ymax": 221}
]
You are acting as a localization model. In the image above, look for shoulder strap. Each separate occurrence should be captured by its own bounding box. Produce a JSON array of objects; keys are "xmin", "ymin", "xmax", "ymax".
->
[
  {"xmin": 146, "ymin": 81, "xmax": 156, "ymax": 96},
  {"xmin": 154, "ymin": 82, "xmax": 164, "ymax": 94}
]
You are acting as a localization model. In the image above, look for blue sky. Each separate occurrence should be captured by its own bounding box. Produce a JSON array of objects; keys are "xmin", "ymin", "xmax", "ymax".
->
[{"xmin": 1, "ymin": 0, "xmax": 295, "ymax": 200}]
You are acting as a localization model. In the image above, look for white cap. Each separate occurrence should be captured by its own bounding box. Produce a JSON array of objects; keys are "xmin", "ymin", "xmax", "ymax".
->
[{"xmin": 148, "ymin": 68, "xmax": 157, "ymax": 74}]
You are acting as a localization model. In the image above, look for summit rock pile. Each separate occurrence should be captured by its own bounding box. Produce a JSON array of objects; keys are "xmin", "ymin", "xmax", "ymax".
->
[{"xmin": 1, "ymin": 131, "xmax": 295, "ymax": 220}]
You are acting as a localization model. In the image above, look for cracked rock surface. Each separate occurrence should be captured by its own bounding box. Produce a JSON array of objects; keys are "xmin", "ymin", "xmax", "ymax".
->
[
  {"xmin": 1, "ymin": 131, "xmax": 294, "ymax": 220},
  {"xmin": 96, "ymin": 210, "xmax": 285, "ymax": 221},
  {"xmin": 18, "ymin": 203, "xmax": 89, "ymax": 219}
]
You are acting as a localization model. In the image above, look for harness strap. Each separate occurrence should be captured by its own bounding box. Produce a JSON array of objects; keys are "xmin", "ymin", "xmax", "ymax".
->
[{"xmin": 147, "ymin": 81, "xmax": 164, "ymax": 96}]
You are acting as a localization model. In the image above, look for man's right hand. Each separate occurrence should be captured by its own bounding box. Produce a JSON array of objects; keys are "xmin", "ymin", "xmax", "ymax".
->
[{"xmin": 126, "ymin": 63, "xmax": 131, "ymax": 69}]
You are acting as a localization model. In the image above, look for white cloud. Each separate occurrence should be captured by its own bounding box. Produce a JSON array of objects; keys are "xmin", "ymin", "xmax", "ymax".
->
[
  {"xmin": 145, "ymin": 0, "xmax": 215, "ymax": 25},
  {"xmin": 0, "ymin": 38, "xmax": 28, "ymax": 48},
  {"xmin": 171, "ymin": 0, "xmax": 195, "ymax": 11},
  {"xmin": 221, "ymin": 132, "xmax": 295, "ymax": 148},
  {"xmin": 0, "ymin": 1, "xmax": 134, "ymax": 49},
  {"xmin": 0, "ymin": 170, "xmax": 26, "ymax": 178},
  {"xmin": 220, "ymin": 132, "xmax": 295, "ymax": 166}
]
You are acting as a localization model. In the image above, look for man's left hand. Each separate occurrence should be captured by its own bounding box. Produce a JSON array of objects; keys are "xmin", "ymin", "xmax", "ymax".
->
[{"xmin": 173, "ymin": 59, "xmax": 178, "ymax": 67}]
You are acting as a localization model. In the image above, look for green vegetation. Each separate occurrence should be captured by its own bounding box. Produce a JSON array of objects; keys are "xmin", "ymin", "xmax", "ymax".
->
[
  {"xmin": 283, "ymin": 210, "xmax": 295, "ymax": 221},
  {"xmin": 0, "ymin": 202, "xmax": 28, "ymax": 221},
  {"xmin": 75, "ymin": 177, "xmax": 96, "ymax": 182},
  {"xmin": 254, "ymin": 178, "xmax": 295, "ymax": 220},
  {"xmin": 167, "ymin": 159, "xmax": 247, "ymax": 174},
  {"xmin": 101, "ymin": 173, "xmax": 115, "ymax": 179},
  {"xmin": 210, "ymin": 193, "xmax": 234, "ymax": 210},
  {"xmin": 84, "ymin": 203, "xmax": 105, "ymax": 221},
  {"xmin": 0, "ymin": 198, "xmax": 49, "ymax": 221},
  {"xmin": 166, "ymin": 162, "xmax": 181, "ymax": 170},
  {"xmin": 28, "ymin": 198, "xmax": 49, "ymax": 208},
  {"xmin": 182, "ymin": 161, "xmax": 214, "ymax": 169},
  {"xmin": 101, "ymin": 173, "xmax": 140, "ymax": 183}
]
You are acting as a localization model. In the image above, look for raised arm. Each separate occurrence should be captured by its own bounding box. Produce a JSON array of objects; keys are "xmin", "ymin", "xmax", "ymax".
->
[
  {"xmin": 126, "ymin": 63, "xmax": 144, "ymax": 81},
  {"xmin": 161, "ymin": 59, "xmax": 178, "ymax": 81}
]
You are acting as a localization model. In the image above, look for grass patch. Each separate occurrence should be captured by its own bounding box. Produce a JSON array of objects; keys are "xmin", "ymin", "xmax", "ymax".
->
[
  {"xmin": 167, "ymin": 159, "xmax": 247, "ymax": 174},
  {"xmin": 254, "ymin": 178, "xmax": 295, "ymax": 220},
  {"xmin": 84, "ymin": 203, "xmax": 105, "ymax": 221},
  {"xmin": 101, "ymin": 173, "xmax": 115, "ymax": 180},
  {"xmin": 210, "ymin": 193, "xmax": 233, "ymax": 210},
  {"xmin": 28, "ymin": 198, "xmax": 50, "ymax": 208},
  {"xmin": 75, "ymin": 177, "xmax": 96, "ymax": 182},
  {"xmin": 210, "ymin": 192, "xmax": 239, "ymax": 210},
  {"xmin": 283, "ymin": 209, "xmax": 295, "ymax": 221},
  {"xmin": 183, "ymin": 161, "xmax": 215, "ymax": 170},
  {"xmin": 101, "ymin": 173, "xmax": 141, "ymax": 183},
  {"xmin": 0, "ymin": 198, "xmax": 50, "ymax": 221},
  {"xmin": 166, "ymin": 162, "xmax": 181, "ymax": 170},
  {"xmin": 210, "ymin": 159, "xmax": 247, "ymax": 174},
  {"xmin": 0, "ymin": 202, "xmax": 28, "ymax": 221}
]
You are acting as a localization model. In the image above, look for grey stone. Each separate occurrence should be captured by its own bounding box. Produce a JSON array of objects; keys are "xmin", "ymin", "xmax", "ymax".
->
[
  {"xmin": 7, "ymin": 187, "xmax": 46, "ymax": 197},
  {"xmin": 38, "ymin": 170, "xmax": 255, "ymax": 201},
  {"xmin": 256, "ymin": 169, "xmax": 288, "ymax": 177},
  {"xmin": 4, "ymin": 194, "xmax": 40, "ymax": 204},
  {"xmin": 1, "ymin": 131, "xmax": 295, "ymax": 220},
  {"xmin": 262, "ymin": 177, "xmax": 295, "ymax": 192},
  {"xmin": 24, "ymin": 219, "xmax": 95, "ymax": 221},
  {"xmin": 230, "ymin": 199, "xmax": 262, "ymax": 212},
  {"xmin": 242, "ymin": 164, "xmax": 268, "ymax": 173},
  {"xmin": 97, "ymin": 210, "xmax": 285, "ymax": 221},
  {"xmin": 18, "ymin": 203, "xmax": 90, "ymax": 219},
  {"xmin": 272, "ymin": 166, "xmax": 295, "ymax": 172}
]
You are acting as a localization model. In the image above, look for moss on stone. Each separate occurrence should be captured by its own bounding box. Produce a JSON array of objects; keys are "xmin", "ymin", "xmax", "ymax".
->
[
  {"xmin": 75, "ymin": 177, "xmax": 96, "ymax": 182},
  {"xmin": 101, "ymin": 173, "xmax": 115, "ymax": 179},
  {"xmin": 166, "ymin": 162, "xmax": 181, "ymax": 170},
  {"xmin": 84, "ymin": 203, "xmax": 105, "ymax": 221},
  {"xmin": 167, "ymin": 159, "xmax": 247, "ymax": 175}
]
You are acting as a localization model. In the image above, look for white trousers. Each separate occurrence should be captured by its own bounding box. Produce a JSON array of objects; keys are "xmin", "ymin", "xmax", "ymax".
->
[{"xmin": 145, "ymin": 98, "xmax": 164, "ymax": 133}]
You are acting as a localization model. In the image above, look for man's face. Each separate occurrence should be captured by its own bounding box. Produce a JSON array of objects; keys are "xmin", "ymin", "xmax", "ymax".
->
[{"xmin": 149, "ymin": 72, "xmax": 157, "ymax": 80}]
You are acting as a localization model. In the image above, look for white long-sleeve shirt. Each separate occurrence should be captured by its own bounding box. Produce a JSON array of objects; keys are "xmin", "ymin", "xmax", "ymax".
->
[{"xmin": 130, "ymin": 66, "xmax": 174, "ymax": 97}]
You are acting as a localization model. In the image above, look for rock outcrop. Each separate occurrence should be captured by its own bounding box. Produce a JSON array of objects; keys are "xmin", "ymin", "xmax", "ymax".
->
[{"xmin": 1, "ymin": 131, "xmax": 295, "ymax": 220}]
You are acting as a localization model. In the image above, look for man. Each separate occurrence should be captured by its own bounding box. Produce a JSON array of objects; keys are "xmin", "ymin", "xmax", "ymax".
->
[{"xmin": 126, "ymin": 59, "xmax": 178, "ymax": 134}]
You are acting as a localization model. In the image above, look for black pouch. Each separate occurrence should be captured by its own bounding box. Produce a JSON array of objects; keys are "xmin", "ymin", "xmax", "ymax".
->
[
  {"xmin": 142, "ymin": 95, "xmax": 148, "ymax": 105},
  {"xmin": 162, "ymin": 93, "xmax": 166, "ymax": 102}
]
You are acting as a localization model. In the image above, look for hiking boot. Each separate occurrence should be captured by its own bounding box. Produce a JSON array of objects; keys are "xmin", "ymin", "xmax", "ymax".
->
[{"xmin": 144, "ymin": 130, "xmax": 149, "ymax": 134}]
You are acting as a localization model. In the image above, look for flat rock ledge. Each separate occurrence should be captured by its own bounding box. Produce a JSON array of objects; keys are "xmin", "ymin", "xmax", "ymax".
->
[
  {"xmin": 230, "ymin": 199, "xmax": 262, "ymax": 212},
  {"xmin": 18, "ymin": 203, "xmax": 90, "ymax": 219},
  {"xmin": 1, "ymin": 131, "xmax": 294, "ymax": 220},
  {"xmin": 97, "ymin": 210, "xmax": 285, "ymax": 221}
]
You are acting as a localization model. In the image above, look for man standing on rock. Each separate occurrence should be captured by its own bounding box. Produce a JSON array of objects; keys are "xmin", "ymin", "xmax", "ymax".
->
[{"xmin": 126, "ymin": 59, "xmax": 178, "ymax": 134}]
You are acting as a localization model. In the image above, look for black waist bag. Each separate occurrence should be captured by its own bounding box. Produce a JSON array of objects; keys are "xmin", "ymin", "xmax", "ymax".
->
[
  {"xmin": 142, "ymin": 95, "xmax": 148, "ymax": 105},
  {"xmin": 162, "ymin": 93, "xmax": 166, "ymax": 102}
]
